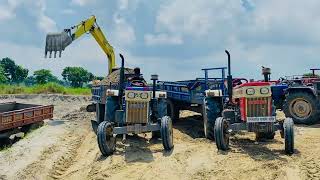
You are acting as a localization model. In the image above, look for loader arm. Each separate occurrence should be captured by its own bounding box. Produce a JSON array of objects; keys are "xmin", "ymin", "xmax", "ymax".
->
[{"xmin": 45, "ymin": 15, "xmax": 116, "ymax": 74}]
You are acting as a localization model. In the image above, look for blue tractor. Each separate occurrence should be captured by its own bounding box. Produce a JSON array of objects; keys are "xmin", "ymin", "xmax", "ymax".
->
[
  {"xmin": 265, "ymin": 68, "xmax": 320, "ymax": 125},
  {"xmin": 90, "ymin": 54, "xmax": 174, "ymax": 156},
  {"xmin": 281, "ymin": 69, "xmax": 320, "ymax": 124},
  {"xmin": 158, "ymin": 62, "xmax": 248, "ymax": 140}
]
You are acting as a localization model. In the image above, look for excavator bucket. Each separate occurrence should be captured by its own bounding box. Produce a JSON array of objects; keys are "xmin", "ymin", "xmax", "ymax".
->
[{"xmin": 45, "ymin": 31, "xmax": 73, "ymax": 58}]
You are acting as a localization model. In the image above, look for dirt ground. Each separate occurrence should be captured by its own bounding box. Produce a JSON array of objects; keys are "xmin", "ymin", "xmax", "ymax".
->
[{"xmin": 0, "ymin": 95, "xmax": 319, "ymax": 180}]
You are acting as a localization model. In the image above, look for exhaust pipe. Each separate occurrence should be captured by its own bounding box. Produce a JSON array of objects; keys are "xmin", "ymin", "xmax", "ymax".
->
[
  {"xmin": 262, "ymin": 66, "xmax": 271, "ymax": 82},
  {"xmin": 225, "ymin": 50, "xmax": 233, "ymax": 101},
  {"xmin": 119, "ymin": 54, "xmax": 125, "ymax": 108}
]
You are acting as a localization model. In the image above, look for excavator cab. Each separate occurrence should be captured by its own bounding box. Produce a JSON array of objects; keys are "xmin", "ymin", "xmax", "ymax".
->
[{"xmin": 45, "ymin": 31, "xmax": 73, "ymax": 58}]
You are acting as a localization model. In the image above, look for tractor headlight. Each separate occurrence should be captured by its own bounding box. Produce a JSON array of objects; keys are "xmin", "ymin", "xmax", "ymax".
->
[
  {"xmin": 127, "ymin": 92, "xmax": 135, "ymax": 99},
  {"xmin": 140, "ymin": 92, "xmax": 149, "ymax": 99},
  {"xmin": 246, "ymin": 88, "xmax": 255, "ymax": 95},
  {"xmin": 260, "ymin": 87, "xmax": 270, "ymax": 94}
]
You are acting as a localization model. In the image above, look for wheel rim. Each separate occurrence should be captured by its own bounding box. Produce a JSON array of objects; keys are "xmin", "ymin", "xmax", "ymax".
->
[
  {"xmin": 105, "ymin": 125, "xmax": 116, "ymax": 149},
  {"xmin": 289, "ymin": 98, "xmax": 312, "ymax": 120}
]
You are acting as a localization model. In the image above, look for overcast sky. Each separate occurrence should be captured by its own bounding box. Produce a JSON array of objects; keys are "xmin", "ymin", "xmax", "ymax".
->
[{"xmin": 0, "ymin": 0, "xmax": 319, "ymax": 82}]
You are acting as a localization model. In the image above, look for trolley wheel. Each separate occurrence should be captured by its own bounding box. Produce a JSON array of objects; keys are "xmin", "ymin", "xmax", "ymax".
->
[
  {"xmin": 97, "ymin": 121, "xmax": 116, "ymax": 156},
  {"xmin": 214, "ymin": 117, "xmax": 230, "ymax": 151},
  {"xmin": 161, "ymin": 116, "xmax": 174, "ymax": 150}
]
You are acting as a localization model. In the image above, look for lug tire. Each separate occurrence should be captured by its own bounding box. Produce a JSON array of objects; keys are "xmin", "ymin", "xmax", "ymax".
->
[
  {"xmin": 203, "ymin": 98, "xmax": 220, "ymax": 140},
  {"xmin": 152, "ymin": 131, "xmax": 161, "ymax": 139},
  {"xmin": 283, "ymin": 92, "xmax": 319, "ymax": 124},
  {"xmin": 214, "ymin": 117, "xmax": 229, "ymax": 151},
  {"xmin": 167, "ymin": 99, "xmax": 179, "ymax": 122},
  {"xmin": 96, "ymin": 103, "xmax": 105, "ymax": 124},
  {"xmin": 284, "ymin": 118, "xmax": 294, "ymax": 155},
  {"xmin": 255, "ymin": 132, "xmax": 275, "ymax": 140},
  {"xmin": 161, "ymin": 116, "xmax": 174, "ymax": 150},
  {"xmin": 97, "ymin": 121, "xmax": 116, "ymax": 156},
  {"xmin": 91, "ymin": 120, "xmax": 99, "ymax": 135}
]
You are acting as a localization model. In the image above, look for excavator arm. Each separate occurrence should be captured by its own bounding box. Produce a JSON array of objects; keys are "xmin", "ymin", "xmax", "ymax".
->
[{"xmin": 45, "ymin": 16, "xmax": 116, "ymax": 74}]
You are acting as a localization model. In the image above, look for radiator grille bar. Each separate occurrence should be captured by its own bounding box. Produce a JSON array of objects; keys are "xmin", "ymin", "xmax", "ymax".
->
[
  {"xmin": 126, "ymin": 101, "xmax": 149, "ymax": 124},
  {"xmin": 247, "ymin": 97, "xmax": 270, "ymax": 117}
]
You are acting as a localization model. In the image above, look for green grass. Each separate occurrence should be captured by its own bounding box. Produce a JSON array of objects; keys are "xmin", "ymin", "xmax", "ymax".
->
[{"xmin": 0, "ymin": 83, "xmax": 91, "ymax": 95}]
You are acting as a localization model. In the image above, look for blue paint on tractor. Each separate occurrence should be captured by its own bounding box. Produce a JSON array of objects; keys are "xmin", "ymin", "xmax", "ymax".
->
[
  {"xmin": 271, "ymin": 84, "xmax": 288, "ymax": 109},
  {"xmin": 158, "ymin": 67, "xmax": 228, "ymax": 105}
]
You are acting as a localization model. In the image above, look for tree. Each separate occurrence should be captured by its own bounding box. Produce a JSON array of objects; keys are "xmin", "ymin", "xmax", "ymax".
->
[
  {"xmin": 62, "ymin": 67, "xmax": 94, "ymax": 87},
  {"xmin": 24, "ymin": 76, "xmax": 36, "ymax": 86},
  {"xmin": 94, "ymin": 76, "xmax": 104, "ymax": 81},
  {"xmin": 0, "ymin": 57, "xmax": 28, "ymax": 83},
  {"xmin": 0, "ymin": 65, "xmax": 8, "ymax": 83},
  {"xmin": 303, "ymin": 73, "xmax": 320, "ymax": 78},
  {"xmin": 33, "ymin": 69, "xmax": 58, "ymax": 84},
  {"xmin": 13, "ymin": 65, "xmax": 28, "ymax": 83}
]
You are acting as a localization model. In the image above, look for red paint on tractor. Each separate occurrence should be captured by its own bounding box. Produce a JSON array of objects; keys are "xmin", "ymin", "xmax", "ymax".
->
[{"xmin": 240, "ymin": 97, "xmax": 246, "ymax": 121}]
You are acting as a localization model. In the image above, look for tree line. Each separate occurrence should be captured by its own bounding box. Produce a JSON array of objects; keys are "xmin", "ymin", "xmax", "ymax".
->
[{"xmin": 0, "ymin": 57, "xmax": 103, "ymax": 88}]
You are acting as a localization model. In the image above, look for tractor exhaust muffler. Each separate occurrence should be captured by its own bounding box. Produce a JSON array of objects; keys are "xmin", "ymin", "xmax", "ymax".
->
[{"xmin": 225, "ymin": 50, "xmax": 233, "ymax": 101}]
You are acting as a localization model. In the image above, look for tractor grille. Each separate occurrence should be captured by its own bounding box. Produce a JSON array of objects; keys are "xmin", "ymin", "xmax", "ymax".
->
[
  {"xmin": 246, "ymin": 97, "xmax": 270, "ymax": 117},
  {"xmin": 246, "ymin": 97, "xmax": 273, "ymax": 132},
  {"xmin": 126, "ymin": 101, "xmax": 149, "ymax": 124}
]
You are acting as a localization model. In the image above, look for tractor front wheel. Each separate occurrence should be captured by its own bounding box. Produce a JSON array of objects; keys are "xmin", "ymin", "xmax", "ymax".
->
[
  {"xmin": 214, "ymin": 117, "xmax": 230, "ymax": 151},
  {"xmin": 284, "ymin": 118, "xmax": 294, "ymax": 155},
  {"xmin": 97, "ymin": 121, "xmax": 116, "ymax": 156},
  {"xmin": 161, "ymin": 116, "xmax": 174, "ymax": 150}
]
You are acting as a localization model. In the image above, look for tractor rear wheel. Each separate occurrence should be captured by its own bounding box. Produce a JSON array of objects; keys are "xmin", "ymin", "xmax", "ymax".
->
[
  {"xmin": 203, "ymin": 98, "xmax": 220, "ymax": 140},
  {"xmin": 96, "ymin": 103, "xmax": 105, "ymax": 124},
  {"xmin": 92, "ymin": 103, "xmax": 106, "ymax": 134},
  {"xmin": 97, "ymin": 121, "xmax": 116, "ymax": 156},
  {"xmin": 255, "ymin": 132, "xmax": 275, "ymax": 140},
  {"xmin": 167, "ymin": 99, "xmax": 179, "ymax": 122},
  {"xmin": 152, "ymin": 131, "xmax": 161, "ymax": 139},
  {"xmin": 214, "ymin": 117, "xmax": 229, "ymax": 151},
  {"xmin": 161, "ymin": 116, "xmax": 174, "ymax": 150},
  {"xmin": 284, "ymin": 118, "xmax": 294, "ymax": 155},
  {"xmin": 283, "ymin": 92, "xmax": 319, "ymax": 124}
]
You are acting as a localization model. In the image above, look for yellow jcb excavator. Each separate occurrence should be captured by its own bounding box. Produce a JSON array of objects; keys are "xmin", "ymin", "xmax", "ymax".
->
[{"xmin": 45, "ymin": 15, "xmax": 115, "ymax": 74}]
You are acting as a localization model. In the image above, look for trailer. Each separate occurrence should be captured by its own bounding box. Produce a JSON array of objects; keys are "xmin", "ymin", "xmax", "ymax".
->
[
  {"xmin": 157, "ymin": 67, "xmax": 228, "ymax": 119},
  {"xmin": 0, "ymin": 102, "xmax": 54, "ymax": 139}
]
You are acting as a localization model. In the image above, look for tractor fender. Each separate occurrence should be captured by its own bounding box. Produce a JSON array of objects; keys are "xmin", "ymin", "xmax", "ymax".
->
[{"xmin": 286, "ymin": 87, "xmax": 317, "ymax": 98}]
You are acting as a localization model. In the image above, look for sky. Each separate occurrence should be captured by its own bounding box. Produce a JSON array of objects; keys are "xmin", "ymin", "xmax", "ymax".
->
[{"xmin": 0, "ymin": 0, "xmax": 319, "ymax": 82}]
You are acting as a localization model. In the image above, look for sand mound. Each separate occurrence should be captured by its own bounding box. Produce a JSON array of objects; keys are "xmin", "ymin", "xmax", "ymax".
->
[{"xmin": 97, "ymin": 68, "xmax": 134, "ymax": 85}]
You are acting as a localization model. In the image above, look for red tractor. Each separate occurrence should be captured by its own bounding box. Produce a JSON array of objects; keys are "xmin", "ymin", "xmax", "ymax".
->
[{"xmin": 204, "ymin": 50, "xmax": 294, "ymax": 154}]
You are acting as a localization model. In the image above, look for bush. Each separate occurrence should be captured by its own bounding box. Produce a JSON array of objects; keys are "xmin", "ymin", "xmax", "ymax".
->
[
  {"xmin": 0, "ymin": 83, "xmax": 90, "ymax": 95},
  {"xmin": 31, "ymin": 83, "xmax": 66, "ymax": 94}
]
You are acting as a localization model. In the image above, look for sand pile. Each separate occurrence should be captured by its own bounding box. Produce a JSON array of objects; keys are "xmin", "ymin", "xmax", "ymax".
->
[{"xmin": 96, "ymin": 68, "xmax": 134, "ymax": 85}]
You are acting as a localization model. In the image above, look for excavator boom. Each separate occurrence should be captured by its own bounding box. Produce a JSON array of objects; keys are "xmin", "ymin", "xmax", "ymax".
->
[{"xmin": 45, "ymin": 16, "xmax": 116, "ymax": 74}]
